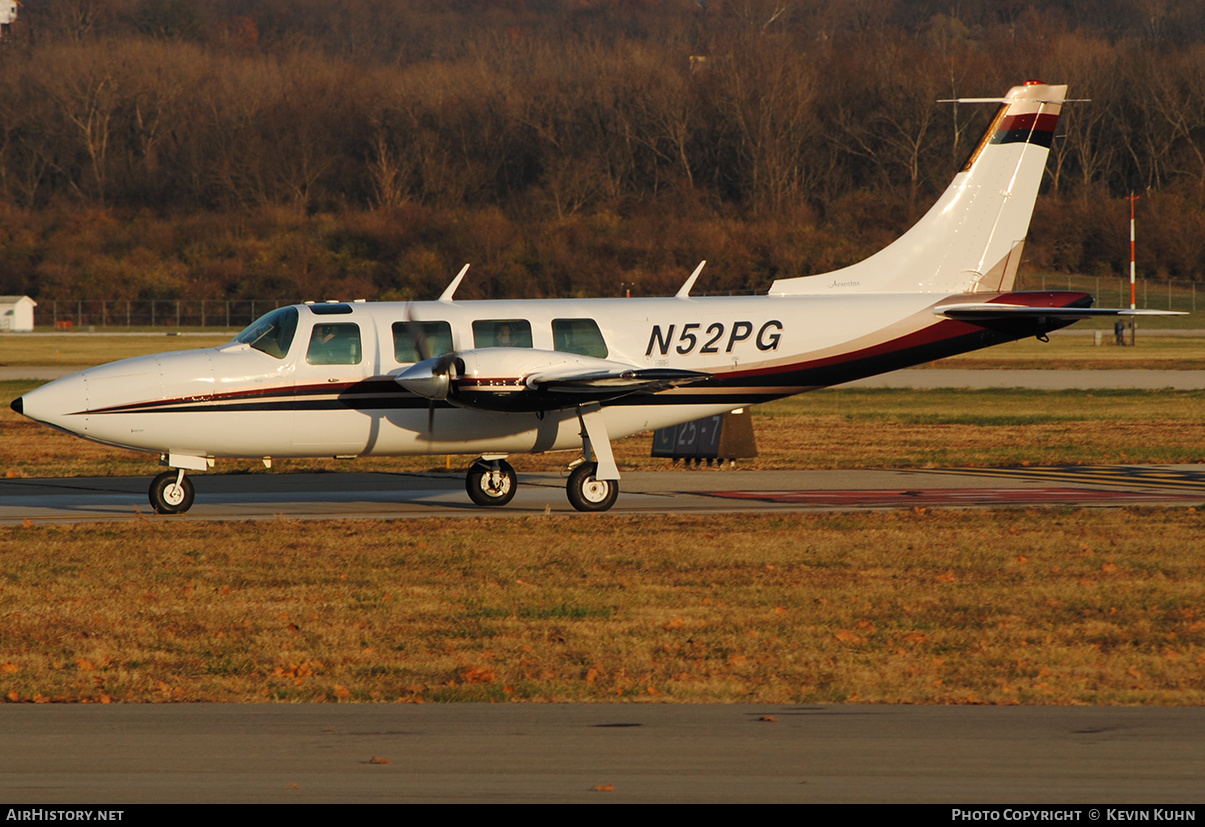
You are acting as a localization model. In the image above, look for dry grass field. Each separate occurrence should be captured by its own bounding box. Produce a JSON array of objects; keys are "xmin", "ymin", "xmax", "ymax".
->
[
  {"xmin": 0, "ymin": 333, "xmax": 235, "ymax": 367},
  {"xmin": 1, "ymin": 510, "xmax": 1202, "ymax": 705}
]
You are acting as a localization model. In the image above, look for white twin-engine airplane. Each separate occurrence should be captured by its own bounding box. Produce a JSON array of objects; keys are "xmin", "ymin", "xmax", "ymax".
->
[{"xmin": 12, "ymin": 82, "xmax": 1179, "ymax": 514}]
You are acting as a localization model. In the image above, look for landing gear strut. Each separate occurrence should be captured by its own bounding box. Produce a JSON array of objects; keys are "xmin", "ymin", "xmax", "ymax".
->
[
  {"xmin": 566, "ymin": 404, "xmax": 621, "ymax": 512},
  {"xmin": 466, "ymin": 458, "xmax": 517, "ymax": 507},
  {"xmin": 149, "ymin": 469, "xmax": 195, "ymax": 514}
]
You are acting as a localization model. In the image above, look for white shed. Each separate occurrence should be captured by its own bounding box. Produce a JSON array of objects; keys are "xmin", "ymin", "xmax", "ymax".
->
[
  {"xmin": 0, "ymin": 295, "xmax": 36, "ymax": 332},
  {"xmin": 0, "ymin": 1, "xmax": 17, "ymax": 28}
]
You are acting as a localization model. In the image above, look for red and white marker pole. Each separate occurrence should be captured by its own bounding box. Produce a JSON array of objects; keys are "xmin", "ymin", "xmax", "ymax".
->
[{"xmin": 1127, "ymin": 193, "xmax": 1139, "ymax": 345}]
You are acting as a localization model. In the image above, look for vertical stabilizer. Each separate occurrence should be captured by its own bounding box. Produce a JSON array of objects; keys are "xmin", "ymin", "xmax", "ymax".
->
[{"xmin": 770, "ymin": 82, "xmax": 1066, "ymax": 295}]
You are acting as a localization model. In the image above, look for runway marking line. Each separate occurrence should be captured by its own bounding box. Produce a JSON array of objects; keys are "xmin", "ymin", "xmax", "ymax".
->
[{"xmin": 936, "ymin": 465, "xmax": 1205, "ymax": 492}]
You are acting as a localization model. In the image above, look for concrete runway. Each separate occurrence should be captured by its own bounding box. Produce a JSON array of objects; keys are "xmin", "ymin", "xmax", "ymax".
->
[
  {"xmin": 3, "ymin": 465, "xmax": 1205, "ymax": 524},
  {"xmin": 3, "ymin": 704, "xmax": 1203, "ymax": 803}
]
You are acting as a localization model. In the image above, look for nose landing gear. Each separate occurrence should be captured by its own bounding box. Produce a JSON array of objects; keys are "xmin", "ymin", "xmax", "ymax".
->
[{"xmin": 149, "ymin": 469, "xmax": 195, "ymax": 514}]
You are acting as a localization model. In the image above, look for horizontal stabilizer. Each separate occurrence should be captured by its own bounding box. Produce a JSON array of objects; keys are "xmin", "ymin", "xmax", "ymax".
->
[{"xmin": 935, "ymin": 304, "xmax": 1186, "ymax": 321}]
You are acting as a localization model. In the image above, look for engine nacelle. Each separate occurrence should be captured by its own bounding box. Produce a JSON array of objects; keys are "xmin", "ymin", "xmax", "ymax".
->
[
  {"xmin": 394, "ymin": 353, "xmax": 463, "ymax": 401},
  {"xmin": 396, "ymin": 348, "xmax": 696, "ymax": 414}
]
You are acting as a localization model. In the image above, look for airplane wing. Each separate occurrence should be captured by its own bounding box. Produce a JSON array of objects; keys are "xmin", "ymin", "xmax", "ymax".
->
[
  {"xmin": 527, "ymin": 366, "xmax": 709, "ymax": 394},
  {"xmin": 397, "ymin": 348, "xmax": 710, "ymax": 413},
  {"xmin": 934, "ymin": 304, "xmax": 1185, "ymax": 320}
]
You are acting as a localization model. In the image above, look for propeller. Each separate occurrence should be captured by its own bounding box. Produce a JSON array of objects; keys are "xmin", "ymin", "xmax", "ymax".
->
[
  {"xmin": 397, "ymin": 352, "xmax": 463, "ymax": 435},
  {"xmin": 394, "ymin": 265, "xmax": 471, "ymax": 436},
  {"xmin": 397, "ymin": 353, "xmax": 460, "ymax": 400}
]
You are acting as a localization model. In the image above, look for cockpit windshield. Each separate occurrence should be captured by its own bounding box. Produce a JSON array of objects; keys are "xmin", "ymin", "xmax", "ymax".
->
[{"xmin": 232, "ymin": 306, "xmax": 299, "ymax": 359}]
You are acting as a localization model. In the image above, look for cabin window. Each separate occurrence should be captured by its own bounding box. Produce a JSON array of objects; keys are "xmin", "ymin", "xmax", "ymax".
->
[
  {"xmin": 306, "ymin": 323, "xmax": 362, "ymax": 365},
  {"xmin": 307, "ymin": 303, "xmax": 353, "ymax": 315},
  {"xmin": 392, "ymin": 321, "xmax": 453, "ymax": 363},
  {"xmin": 234, "ymin": 306, "xmax": 298, "ymax": 359},
  {"xmin": 472, "ymin": 319, "xmax": 532, "ymax": 349},
  {"xmin": 552, "ymin": 319, "xmax": 608, "ymax": 358}
]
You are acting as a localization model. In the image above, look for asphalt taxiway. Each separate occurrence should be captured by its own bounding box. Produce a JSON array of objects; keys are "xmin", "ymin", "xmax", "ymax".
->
[
  {"xmin": 3, "ymin": 704, "xmax": 1203, "ymax": 803},
  {"xmin": 3, "ymin": 465, "xmax": 1204, "ymax": 524}
]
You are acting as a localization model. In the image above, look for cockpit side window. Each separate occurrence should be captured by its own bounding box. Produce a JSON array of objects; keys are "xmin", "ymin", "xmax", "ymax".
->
[
  {"xmin": 306, "ymin": 323, "xmax": 362, "ymax": 365},
  {"xmin": 233, "ymin": 306, "xmax": 299, "ymax": 359},
  {"xmin": 552, "ymin": 318, "xmax": 608, "ymax": 358},
  {"xmin": 393, "ymin": 321, "xmax": 453, "ymax": 363},
  {"xmin": 472, "ymin": 319, "xmax": 532, "ymax": 349}
]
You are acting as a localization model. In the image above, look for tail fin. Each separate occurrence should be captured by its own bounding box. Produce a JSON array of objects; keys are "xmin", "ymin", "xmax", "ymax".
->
[{"xmin": 770, "ymin": 81, "xmax": 1066, "ymax": 296}]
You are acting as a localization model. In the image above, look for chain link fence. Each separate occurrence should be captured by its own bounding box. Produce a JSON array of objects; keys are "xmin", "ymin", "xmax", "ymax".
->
[
  {"xmin": 42, "ymin": 300, "xmax": 296, "ymax": 331},
  {"xmin": 30, "ymin": 279, "xmax": 1201, "ymax": 330},
  {"xmin": 1018, "ymin": 275, "xmax": 1199, "ymax": 314}
]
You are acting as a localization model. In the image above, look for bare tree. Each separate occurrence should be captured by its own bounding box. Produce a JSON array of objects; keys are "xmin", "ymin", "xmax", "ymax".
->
[
  {"xmin": 35, "ymin": 44, "xmax": 122, "ymax": 203},
  {"xmin": 710, "ymin": 36, "xmax": 821, "ymax": 212}
]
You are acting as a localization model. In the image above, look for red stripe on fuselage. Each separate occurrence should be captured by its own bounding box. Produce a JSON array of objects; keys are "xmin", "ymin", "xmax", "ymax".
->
[
  {"xmin": 81, "ymin": 378, "xmax": 410, "ymax": 415},
  {"xmin": 722, "ymin": 291, "xmax": 1090, "ymax": 383},
  {"xmin": 721, "ymin": 318, "xmax": 971, "ymax": 382}
]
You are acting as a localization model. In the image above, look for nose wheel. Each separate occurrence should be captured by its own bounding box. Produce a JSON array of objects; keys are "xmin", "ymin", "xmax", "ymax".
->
[
  {"xmin": 150, "ymin": 470, "xmax": 195, "ymax": 514},
  {"xmin": 466, "ymin": 458, "xmax": 517, "ymax": 506}
]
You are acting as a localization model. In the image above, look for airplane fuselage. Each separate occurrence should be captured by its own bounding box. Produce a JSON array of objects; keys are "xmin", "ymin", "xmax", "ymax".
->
[
  {"xmin": 16, "ymin": 289, "xmax": 1085, "ymax": 465},
  {"xmin": 19, "ymin": 82, "xmax": 1160, "ymax": 513}
]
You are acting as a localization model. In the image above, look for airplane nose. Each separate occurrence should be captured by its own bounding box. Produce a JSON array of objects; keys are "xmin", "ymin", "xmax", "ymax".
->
[{"xmin": 10, "ymin": 373, "xmax": 89, "ymax": 434}]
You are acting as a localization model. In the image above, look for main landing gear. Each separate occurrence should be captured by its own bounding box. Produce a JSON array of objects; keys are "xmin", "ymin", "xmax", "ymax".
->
[
  {"xmin": 566, "ymin": 461, "xmax": 619, "ymax": 512},
  {"xmin": 466, "ymin": 457, "xmax": 517, "ymax": 507},
  {"xmin": 149, "ymin": 469, "xmax": 195, "ymax": 514},
  {"xmin": 463, "ymin": 456, "xmax": 620, "ymax": 513},
  {"xmin": 464, "ymin": 405, "xmax": 622, "ymax": 513}
]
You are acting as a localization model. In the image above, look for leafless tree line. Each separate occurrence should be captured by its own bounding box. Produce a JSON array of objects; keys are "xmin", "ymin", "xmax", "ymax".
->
[
  {"xmin": 4, "ymin": 3, "xmax": 1205, "ymax": 213},
  {"xmin": 2, "ymin": 0, "xmax": 1205, "ymax": 300}
]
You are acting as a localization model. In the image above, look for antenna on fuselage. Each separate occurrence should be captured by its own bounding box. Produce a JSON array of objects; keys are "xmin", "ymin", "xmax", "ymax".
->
[
  {"xmin": 439, "ymin": 264, "xmax": 470, "ymax": 302},
  {"xmin": 675, "ymin": 261, "xmax": 707, "ymax": 299}
]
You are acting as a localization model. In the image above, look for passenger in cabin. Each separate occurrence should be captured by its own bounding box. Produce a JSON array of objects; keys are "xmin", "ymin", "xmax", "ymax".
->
[
  {"xmin": 472, "ymin": 319, "xmax": 532, "ymax": 349},
  {"xmin": 307, "ymin": 323, "xmax": 361, "ymax": 365},
  {"xmin": 313, "ymin": 325, "xmax": 336, "ymax": 347}
]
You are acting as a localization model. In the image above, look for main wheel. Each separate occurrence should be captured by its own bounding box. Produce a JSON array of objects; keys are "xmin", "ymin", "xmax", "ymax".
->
[
  {"xmin": 566, "ymin": 462, "xmax": 619, "ymax": 512},
  {"xmin": 149, "ymin": 471, "xmax": 195, "ymax": 514},
  {"xmin": 466, "ymin": 459, "xmax": 517, "ymax": 507}
]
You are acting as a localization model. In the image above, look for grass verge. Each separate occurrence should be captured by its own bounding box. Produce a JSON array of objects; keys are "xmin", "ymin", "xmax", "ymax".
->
[
  {"xmin": 1, "ymin": 510, "xmax": 1202, "ymax": 704},
  {"xmin": 0, "ymin": 334, "xmax": 235, "ymax": 367}
]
